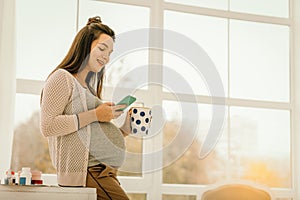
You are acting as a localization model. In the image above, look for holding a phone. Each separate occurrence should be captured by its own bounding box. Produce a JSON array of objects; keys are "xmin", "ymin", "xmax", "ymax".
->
[{"xmin": 116, "ymin": 95, "xmax": 137, "ymax": 111}]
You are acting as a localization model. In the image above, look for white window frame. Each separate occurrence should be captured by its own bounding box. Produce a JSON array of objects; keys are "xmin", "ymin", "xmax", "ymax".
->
[{"xmin": 1, "ymin": 0, "xmax": 299, "ymax": 199}]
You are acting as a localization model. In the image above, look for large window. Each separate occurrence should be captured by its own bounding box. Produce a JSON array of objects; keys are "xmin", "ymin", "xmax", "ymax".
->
[
  {"xmin": 11, "ymin": 0, "xmax": 294, "ymax": 199},
  {"xmin": 11, "ymin": 0, "xmax": 78, "ymax": 176}
]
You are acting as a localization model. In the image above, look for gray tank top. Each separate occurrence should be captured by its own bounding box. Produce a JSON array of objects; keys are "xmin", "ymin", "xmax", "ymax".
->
[{"xmin": 85, "ymin": 89, "xmax": 126, "ymax": 168}]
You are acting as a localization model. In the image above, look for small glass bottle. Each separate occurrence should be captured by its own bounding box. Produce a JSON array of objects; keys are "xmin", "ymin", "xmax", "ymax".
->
[
  {"xmin": 4, "ymin": 169, "xmax": 15, "ymax": 185},
  {"xmin": 19, "ymin": 167, "xmax": 32, "ymax": 186},
  {"xmin": 4, "ymin": 170, "xmax": 11, "ymax": 185},
  {"xmin": 15, "ymin": 171, "xmax": 21, "ymax": 185}
]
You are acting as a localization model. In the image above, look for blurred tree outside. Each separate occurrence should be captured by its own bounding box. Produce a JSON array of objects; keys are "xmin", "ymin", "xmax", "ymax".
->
[
  {"xmin": 11, "ymin": 111, "xmax": 55, "ymax": 174},
  {"xmin": 162, "ymin": 119, "xmax": 226, "ymax": 185}
]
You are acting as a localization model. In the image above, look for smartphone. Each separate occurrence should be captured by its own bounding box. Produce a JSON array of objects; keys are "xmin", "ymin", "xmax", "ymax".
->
[{"xmin": 116, "ymin": 95, "xmax": 137, "ymax": 111}]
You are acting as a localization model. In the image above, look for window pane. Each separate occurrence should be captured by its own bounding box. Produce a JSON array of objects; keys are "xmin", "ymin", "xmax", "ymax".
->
[
  {"xmin": 163, "ymin": 51, "xmax": 208, "ymax": 96},
  {"xmin": 163, "ymin": 194, "xmax": 196, "ymax": 200},
  {"xmin": 230, "ymin": 20, "xmax": 289, "ymax": 102},
  {"xmin": 230, "ymin": 0, "xmax": 289, "ymax": 18},
  {"xmin": 79, "ymin": 1, "xmax": 149, "ymax": 34},
  {"xmin": 230, "ymin": 107, "xmax": 291, "ymax": 188},
  {"xmin": 118, "ymin": 136, "xmax": 143, "ymax": 177},
  {"xmin": 165, "ymin": 0, "xmax": 227, "ymax": 10},
  {"xmin": 16, "ymin": 0, "xmax": 77, "ymax": 80},
  {"xmin": 162, "ymin": 101, "xmax": 228, "ymax": 184},
  {"xmin": 13, "ymin": 94, "xmax": 40, "ymax": 127},
  {"xmin": 105, "ymin": 50, "xmax": 148, "ymax": 89},
  {"xmin": 11, "ymin": 94, "xmax": 55, "ymax": 174},
  {"xmin": 127, "ymin": 194, "xmax": 146, "ymax": 200},
  {"xmin": 79, "ymin": 1, "xmax": 150, "ymax": 90},
  {"xmin": 164, "ymin": 11, "xmax": 228, "ymax": 96}
]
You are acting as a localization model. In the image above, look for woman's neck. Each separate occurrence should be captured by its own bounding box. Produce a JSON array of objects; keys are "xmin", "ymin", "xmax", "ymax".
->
[{"xmin": 74, "ymin": 69, "xmax": 89, "ymax": 88}]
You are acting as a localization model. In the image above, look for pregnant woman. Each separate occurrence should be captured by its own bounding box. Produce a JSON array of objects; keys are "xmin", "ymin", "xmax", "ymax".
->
[{"xmin": 40, "ymin": 16, "xmax": 131, "ymax": 200}]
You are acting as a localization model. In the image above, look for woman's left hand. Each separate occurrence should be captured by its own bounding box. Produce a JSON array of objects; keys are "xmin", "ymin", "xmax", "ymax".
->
[{"xmin": 120, "ymin": 109, "xmax": 132, "ymax": 137}]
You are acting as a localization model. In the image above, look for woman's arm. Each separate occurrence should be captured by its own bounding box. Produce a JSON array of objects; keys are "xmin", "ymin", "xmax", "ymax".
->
[
  {"xmin": 76, "ymin": 102, "xmax": 125, "ymax": 129},
  {"xmin": 119, "ymin": 110, "xmax": 132, "ymax": 137},
  {"xmin": 40, "ymin": 69, "xmax": 81, "ymax": 137}
]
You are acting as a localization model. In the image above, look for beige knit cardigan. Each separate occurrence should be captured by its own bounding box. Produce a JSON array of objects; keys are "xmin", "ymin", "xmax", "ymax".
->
[{"xmin": 40, "ymin": 69, "xmax": 91, "ymax": 186}]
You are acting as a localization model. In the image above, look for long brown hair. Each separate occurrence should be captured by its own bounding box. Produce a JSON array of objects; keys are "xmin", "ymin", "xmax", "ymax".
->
[{"xmin": 49, "ymin": 16, "xmax": 115, "ymax": 98}]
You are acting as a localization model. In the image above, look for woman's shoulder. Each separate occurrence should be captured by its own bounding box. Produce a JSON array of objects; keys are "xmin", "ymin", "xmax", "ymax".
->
[
  {"xmin": 51, "ymin": 68, "xmax": 74, "ymax": 79},
  {"xmin": 46, "ymin": 69, "xmax": 75, "ymax": 89},
  {"xmin": 47, "ymin": 69, "xmax": 75, "ymax": 83}
]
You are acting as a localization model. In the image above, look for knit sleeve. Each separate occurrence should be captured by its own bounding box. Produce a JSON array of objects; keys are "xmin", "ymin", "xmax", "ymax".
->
[{"xmin": 40, "ymin": 69, "xmax": 78, "ymax": 137}]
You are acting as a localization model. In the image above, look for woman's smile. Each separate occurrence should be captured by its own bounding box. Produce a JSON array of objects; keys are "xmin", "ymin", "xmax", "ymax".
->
[{"xmin": 97, "ymin": 58, "xmax": 105, "ymax": 66}]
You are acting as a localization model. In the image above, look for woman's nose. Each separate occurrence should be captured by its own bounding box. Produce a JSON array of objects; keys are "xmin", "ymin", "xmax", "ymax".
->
[{"xmin": 102, "ymin": 53, "xmax": 109, "ymax": 60}]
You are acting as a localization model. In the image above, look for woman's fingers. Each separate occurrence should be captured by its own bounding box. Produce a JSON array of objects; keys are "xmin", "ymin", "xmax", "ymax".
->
[
  {"xmin": 112, "ymin": 105, "xmax": 125, "ymax": 118},
  {"xmin": 114, "ymin": 104, "xmax": 127, "ymax": 111},
  {"xmin": 104, "ymin": 102, "xmax": 115, "ymax": 106}
]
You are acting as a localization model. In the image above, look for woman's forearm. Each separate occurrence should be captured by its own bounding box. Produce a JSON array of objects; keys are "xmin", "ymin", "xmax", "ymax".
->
[{"xmin": 77, "ymin": 109, "xmax": 98, "ymax": 129}]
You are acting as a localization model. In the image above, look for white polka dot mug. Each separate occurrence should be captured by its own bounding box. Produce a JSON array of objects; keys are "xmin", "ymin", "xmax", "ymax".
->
[{"xmin": 130, "ymin": 107, "xmax": 152, "ymax": 136}]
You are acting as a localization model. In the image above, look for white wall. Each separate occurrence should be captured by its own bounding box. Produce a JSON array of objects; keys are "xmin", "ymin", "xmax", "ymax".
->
[{"xmin": 0, "ymin": 0, "xmax": 16, "ymax": 179}]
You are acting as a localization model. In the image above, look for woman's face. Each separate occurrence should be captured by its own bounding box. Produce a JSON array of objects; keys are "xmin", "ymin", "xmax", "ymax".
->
[{"xmin": 87, "ymin": 33, "xmax": 114, "ymax": 72}]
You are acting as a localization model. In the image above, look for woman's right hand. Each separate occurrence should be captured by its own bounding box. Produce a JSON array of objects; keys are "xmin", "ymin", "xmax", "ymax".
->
[{"xmin": 95, "ymin": 102, "xmax": 126, "ymax": 122}]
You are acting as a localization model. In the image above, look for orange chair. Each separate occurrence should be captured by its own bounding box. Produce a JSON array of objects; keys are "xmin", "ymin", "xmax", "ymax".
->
[{"xmin": 202, "ymin": 182, "xmax": 273, "ymax": 200}]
